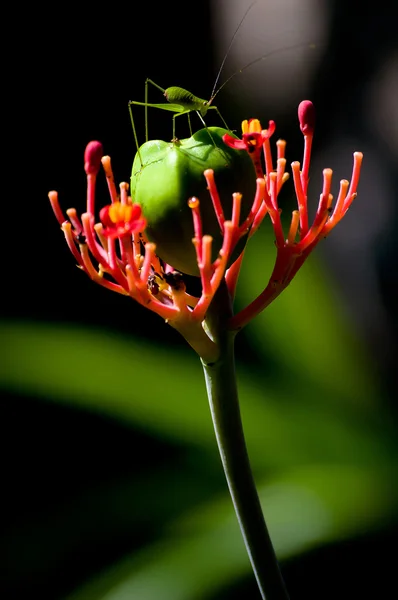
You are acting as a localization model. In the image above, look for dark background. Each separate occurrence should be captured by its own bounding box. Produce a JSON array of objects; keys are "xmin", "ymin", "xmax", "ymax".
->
[{"xmin": 2, "ymin": 0, "xmax": 397, "ymax": 598}]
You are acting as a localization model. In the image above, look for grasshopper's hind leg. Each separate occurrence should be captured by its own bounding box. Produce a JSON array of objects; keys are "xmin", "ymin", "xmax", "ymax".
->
[{"xmin": 208, "ymin": 106, "xmax": 231, "ymax": 132}]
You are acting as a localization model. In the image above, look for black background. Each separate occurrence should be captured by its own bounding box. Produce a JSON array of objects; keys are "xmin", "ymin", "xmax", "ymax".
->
[{"xmin": 2, "ymin": 0, "xmax": 397, "ymax": 598}]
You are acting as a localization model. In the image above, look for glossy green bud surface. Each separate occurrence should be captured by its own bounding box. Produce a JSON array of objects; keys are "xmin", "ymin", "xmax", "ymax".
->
[{"xmin": 131, "ymin": 127, "xmax": 256, "ymax": 275}]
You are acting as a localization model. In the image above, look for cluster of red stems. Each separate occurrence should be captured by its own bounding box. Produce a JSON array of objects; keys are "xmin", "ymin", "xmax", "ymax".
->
[{"xmin": 49, "ymin": 101, "xmax": 362, "ymax": 331}]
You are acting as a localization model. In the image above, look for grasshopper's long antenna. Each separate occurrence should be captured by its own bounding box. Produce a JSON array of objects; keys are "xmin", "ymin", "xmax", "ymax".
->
[
  {"xmin": 211, "ymin": 42, "xmax": 316, "ymax": 103},
  {"xmin": 210, "ymin": 1, "xmax": 258, "ymax": 101}
]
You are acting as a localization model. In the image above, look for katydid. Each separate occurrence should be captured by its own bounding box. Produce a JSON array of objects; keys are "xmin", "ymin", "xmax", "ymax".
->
[
  {"xmin": 128, "ymin": 0, "xmax": 314, "ymax": 165},
  {"xmin": 128, "ymin": 78, "xmax": 230, "ymax": 151},
  {"xmin": 128, "ymin": 2, "xmax": 258, "ymax": 164}
]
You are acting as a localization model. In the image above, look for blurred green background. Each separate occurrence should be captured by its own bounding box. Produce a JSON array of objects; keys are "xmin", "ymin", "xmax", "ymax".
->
[{"xmin": 2, "ymin": 0, "xmax": 397, "ymax": 598}]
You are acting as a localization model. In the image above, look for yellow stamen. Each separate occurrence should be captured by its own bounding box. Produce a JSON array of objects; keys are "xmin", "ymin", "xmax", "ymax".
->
[
  {"xmin": 248, "ymin": 119, "xmax": 262, "ymax": 133},
  {"xmin": 108, "ymin": 201, "xmax": 133, "ymax": 224}
]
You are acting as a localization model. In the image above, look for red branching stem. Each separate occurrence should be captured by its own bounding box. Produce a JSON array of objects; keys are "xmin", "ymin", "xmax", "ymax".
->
[
  {"xmin": 229, "ymin": 247, "xmax": 297, "ymax": 330},
  {"xmin": 61, "ymin": 222, "xmax": 86, "ymax": 270},
  {"xmin": 267, "ymin": 173, "xmax": 285, "ymax": 248},
  {"xmin": 120, "ymin": 182, "xmax": 129, "ymax": 205},
  {"xmin": 231, "ymin": 193, "xmax": 242, "ymax": 229},
  {"xmin": 291, "ymin": 161, "xmax": 309, "ymax": 237},
  {"xmin": 343, "ymin": 152, "xmax": 363, "ymax": 211},
  {"xmin": 238, "ymin": 178, "xmax": 266, "ymax": 236},
  {"xmin": 301, "ymin": 134, "xmax": 313, "ymax": 194},
  {"xmin": 94, "ymin": 223, "xmax": 109, "ymax": 253},
  {"xmin": 287, "ymin": 210, "xmax": 300, "ymax": 245},
  {"xmin": 79, "ymin": 243, "xmax": 128, "ymax": 296},
  {"xmin": 193, "ymin": 222, "xmax": 234, "ymax": 323},
  {"xmin": 86, "ymin": 174, "xmax": 96, "ymax": 215},
  {"xmin": 132, "ymin": 233, "xmax": 141, "ymax": 261},
  {"xmin": 226, "ymin": 178, "xmax": 266, "ymax": 299},
  {"xmin": 126, "ymin": 265, "xmax": 148, "ymax": 302},
  {"xmin": 119, "ymin": 236, "xmax": 128, "ymax": 265},
  {"xmin": 81, "ymin": 213, "xmax": 108, "ymax": 265},
  {"xmin": 121, "ymin": 236, "xmax": 136, "ymax": 275},
  {"xmin": 125, "ymin": 264, "xmax": 137, "ymax": 296},
  {"xmin": 329, "ymin": 179, "xmax": 349, "ymax": 225},
  {"xmin": 276, "ymin": 139, "xmax": 286, "ymax": 162},
  {"xmin": 49, "ymin": 191, "xmax": 67, "ymax": 226},
  {"xmin": 250, "ymin": 198, "xmax": 269, "ymax": 236},
  {"xmin": 310, "ymin": 169, "xmax": 332, "ymax": 233},
  {"xmin": 276, "ymin": 141, "xmax": 289, "ymax": 195},
  {"xmin": 250, "ymin": 149, "xmax": 264, "ymax": 179},
  {"xmin": 323, "ymin": 152, "xmax": 363, "ymax": 234},
  {"xmin": 125, "ymin": 265, "xmax": 150, "ymax": 304},
  {"xmin": 298, "ymin": 208, "xmax": 328, "ymax": 250},
  {"xmin": 204, "ymin": 169, "xmax": 225, "ymax": 229},
  {"xmin": 101, "ymin": 156, "xmax": 119, "ymax": 204},
  {"xmin": 107, "ymin": 237, "xmax": 118, "ymax": 271},
  {"xmin": 321, "ymin": 168, "xmax": 333, "ymax": 201},
  {"xmin": 200, "ymin": 236, "xmax": 214, "ymax": 296},
  {"xmin": 276, "ymin": 158, "xmax": 286, "ymax": 194},
  {"xmin": 210, "ymin": 221, "xmax": 234, "ymax": 292},
  {"xmin": 66, "ymin": 209, "xmax": 83, "ymax": 234},
  {"xmin": 268, "ymin": 171, "xmax": 279, "ymax": 213},
  {"xmin": 226, "ymin": 253, "xmax": 244, "ymax": 299},
  {"xmin": 188, "ymin": 197, "xmax": 203, "ymax": 262},
  {"xmin": 262, "ymin": 136, "xmax": 274, "ymax": 186},
  {"xmin": 117, "ymin": 183, "xmax": 130, "ymax": 263},
  {"xmin": 141, "ymin": 242, "xmax": 156, "ymax": 283},
  {"xmin": 228, "ymin": 118, "xmax": 362, "ymax": 331},
  {"xmin": 296, "ymin": 171, "xmax": 331, "ymax": 252}
]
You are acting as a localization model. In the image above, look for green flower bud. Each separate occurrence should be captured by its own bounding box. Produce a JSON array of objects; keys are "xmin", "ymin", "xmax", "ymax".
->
[{"xmin": 130, "ymin": 127, "xmax": 256, "ymax": 275}]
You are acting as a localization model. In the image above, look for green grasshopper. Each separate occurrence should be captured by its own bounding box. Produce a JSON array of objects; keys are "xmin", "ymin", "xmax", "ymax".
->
[
  {"xmin": 128, "ymin": 0, "xmax": 314, "ymax": 165},
  {"xmin": 128, "ymin": 2, "xmax": 258, "ymax": 164},
  {"xmin": 129, "ymin": 79, "xmax": 230, "ymax": 144}
]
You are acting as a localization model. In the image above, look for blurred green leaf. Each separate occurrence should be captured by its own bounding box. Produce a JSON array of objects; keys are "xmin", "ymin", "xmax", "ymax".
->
[
  {"xmin": 1, "ymin": 316, "xmax": 397, "ymax": 599},
  {"xmin": 65, "ymin": 464, "xmax": 397, "ymax": 600},
  {"xmin": 0, "ymin": 321, "xmax": 393, "ymax": 473}
]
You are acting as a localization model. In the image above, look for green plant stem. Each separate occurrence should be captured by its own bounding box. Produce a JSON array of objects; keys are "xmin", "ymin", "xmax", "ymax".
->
[{"xmin": 201, "ymin": 285, "xmax": 289, "ymax": 600}]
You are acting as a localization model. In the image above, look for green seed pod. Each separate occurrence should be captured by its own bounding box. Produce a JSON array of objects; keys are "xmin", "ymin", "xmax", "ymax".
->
[{"xmin": 130, "ymin": 127, "xmax": 256, "ymax": 275}]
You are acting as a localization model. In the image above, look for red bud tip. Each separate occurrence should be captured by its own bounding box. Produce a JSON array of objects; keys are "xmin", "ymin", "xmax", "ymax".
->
[
  {"xmin": 298, "ymin": 101, "xmax": 315, "ymax": 135},
  {"xmin": 84, "ymin": 141, "xmax": 104, "ymax": 175}
]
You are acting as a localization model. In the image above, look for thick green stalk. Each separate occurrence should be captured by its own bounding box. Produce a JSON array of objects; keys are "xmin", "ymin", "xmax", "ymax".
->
[{"xmin": 201, "ymin": 284, "xmax": 289, "ymax": 600}]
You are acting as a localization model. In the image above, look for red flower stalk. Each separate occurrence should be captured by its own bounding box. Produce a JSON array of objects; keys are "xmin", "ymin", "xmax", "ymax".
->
[
  {"xmin": 49, "ymin": 139, "xmax": 264, "ymax": 360},
  {"xmin": 223, "ymin": 100, "xmax": 363, "ymax": 330},
  {"xmin": 49, "ymin": 101, "xmax": 362, "ymax": 355}
]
